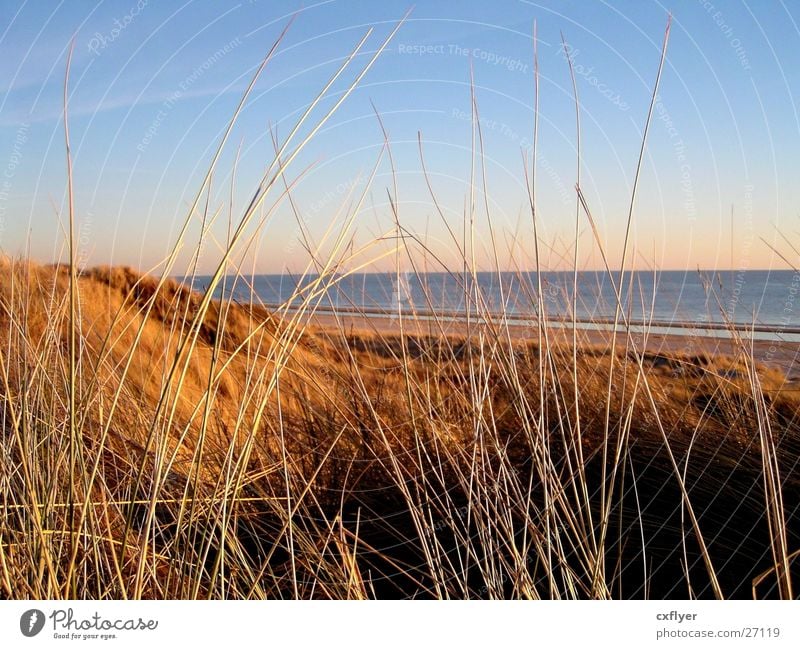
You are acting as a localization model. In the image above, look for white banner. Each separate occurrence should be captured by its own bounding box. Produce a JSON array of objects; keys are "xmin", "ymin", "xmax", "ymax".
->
[{"xmin": 0, "ymin": 600, "xmax": 796, "ymax": 648}]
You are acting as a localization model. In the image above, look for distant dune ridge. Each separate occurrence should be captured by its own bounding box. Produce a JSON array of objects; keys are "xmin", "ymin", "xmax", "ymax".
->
[{"xmin": 0, "ymin": 259, "xmax": 797, "ymax": 599}]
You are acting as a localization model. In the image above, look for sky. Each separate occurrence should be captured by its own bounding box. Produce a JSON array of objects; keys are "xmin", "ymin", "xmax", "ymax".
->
[{"xmin": 0, "ymin": 0, "xmax": 798, "ymax": 274}]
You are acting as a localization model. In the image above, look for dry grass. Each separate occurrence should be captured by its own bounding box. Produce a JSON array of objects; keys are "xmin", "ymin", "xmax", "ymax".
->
[{"xmin": 0, "ymin": 260, "xmax": 798, "ymax": 599}]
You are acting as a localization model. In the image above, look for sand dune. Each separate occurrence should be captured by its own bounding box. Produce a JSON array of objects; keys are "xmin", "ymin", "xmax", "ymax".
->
[{"xmin": 0, "ymin": 261, "xmax": 798, "ymax": 599}]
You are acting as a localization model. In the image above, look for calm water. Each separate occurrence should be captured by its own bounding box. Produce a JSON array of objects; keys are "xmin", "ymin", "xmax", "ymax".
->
[{"xmin": 190, "ymin": 270, "xmax": 800, "ymax": 332}]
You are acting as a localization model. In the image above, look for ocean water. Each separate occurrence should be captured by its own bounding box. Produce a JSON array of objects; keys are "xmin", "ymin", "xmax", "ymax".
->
[{"xmin": 192, "ymin": 269, "xmax": 800, "ymax": 333}]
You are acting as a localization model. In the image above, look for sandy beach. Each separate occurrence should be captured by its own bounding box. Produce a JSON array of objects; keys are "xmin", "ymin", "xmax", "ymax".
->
[{"xmin": 297, "ymin": 308, "xmax": 800, "ymax": 378}]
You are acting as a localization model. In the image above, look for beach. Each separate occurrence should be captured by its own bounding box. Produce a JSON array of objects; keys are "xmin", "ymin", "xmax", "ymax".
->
[{"xmin": 298, "ymin": 307, "xmax": 800, "ymax": 378}]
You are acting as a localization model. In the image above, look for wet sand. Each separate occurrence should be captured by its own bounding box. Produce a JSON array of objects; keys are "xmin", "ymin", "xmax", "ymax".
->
[{"xmin": 296, "ymin": 308, "xmax": 800, "ymax": 378}]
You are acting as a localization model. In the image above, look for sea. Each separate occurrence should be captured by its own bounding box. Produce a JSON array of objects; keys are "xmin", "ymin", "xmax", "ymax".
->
[{"xmin": 191, "ymin": 270, "xmax": 800, "ymax": 340}]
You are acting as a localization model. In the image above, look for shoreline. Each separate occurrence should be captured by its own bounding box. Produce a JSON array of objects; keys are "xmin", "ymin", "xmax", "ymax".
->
[
  {"xmin": 286, "ymin": 305, "xmax": 800, "ymax": 378},
  {"xmin": 265, "ymin": 302, "xmax": 800, "ymax": 337}
]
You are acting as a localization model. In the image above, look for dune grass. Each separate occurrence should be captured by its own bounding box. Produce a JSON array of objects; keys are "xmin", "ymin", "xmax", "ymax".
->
[{"xmin": 0, "ymin": 14, "xmax": 797, "ymax": 600}]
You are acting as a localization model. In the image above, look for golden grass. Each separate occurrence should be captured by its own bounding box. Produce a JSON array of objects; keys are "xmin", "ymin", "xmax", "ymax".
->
[{"xmin": 0, "ymin": 260, "xmax": 797, "ymax": 598}]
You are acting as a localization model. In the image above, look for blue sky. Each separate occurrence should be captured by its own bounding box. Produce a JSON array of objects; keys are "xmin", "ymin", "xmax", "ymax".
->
[{"xmin": 0, "ymin": 0, "xmax": 798, "ymax": 273}]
